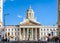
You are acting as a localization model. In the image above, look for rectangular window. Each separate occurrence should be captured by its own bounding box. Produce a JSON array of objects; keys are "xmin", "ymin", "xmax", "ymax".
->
[
  {"xmin": 18, "ymin": 28, "xmax": 19, "ymax": 31},
  {"xmin": 12, "ymin": 29, "xmax": 13, "ymax": 31},
  {"xmin": 41, "ymin": 32, "xmax": 43, "ymax": 35},
  {"xmin": 50, "ymin": 29, "xmax": 52, "ymax": 31},
  {"xmin": 44, "ymin": 37, "xmax": 46, "ymax": 40},
  {"xmin": 11, "ymin": 32, "xmax": 13, "ymax": 35},
  {"xmin": 15, "ymin": 28, "xmax": 16, "ymax": 31},
  {"xmin": 8, "ymin": 29, "xmax": 10, "ymax": 31},
  {"xmin": 15, "ymin": 32, "xmax": 16, "ymax": 35},
  {"xmin": 44, "ymin": 32, "xmax": 46, "ymax": 35},
  {"xmin": 41, "ymin": 29, "xmax": 42, "ymax": 31},
  {"xmin": 47, "ymin": 29, "xmax": 48, "ymax": 31},
  {"xmin": 18, "ymin": 32, "xmax": 19, "ymax": 35}
]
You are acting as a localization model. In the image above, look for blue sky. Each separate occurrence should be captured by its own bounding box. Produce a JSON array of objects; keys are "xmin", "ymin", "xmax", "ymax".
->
[{"xmin": 3, "ymin": 0, "xmax": 57, "ymax": 26}]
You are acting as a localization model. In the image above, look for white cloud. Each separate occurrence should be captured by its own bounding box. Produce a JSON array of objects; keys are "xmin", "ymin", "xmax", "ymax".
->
[{"xmin": 17, "ymin": 15, "xmax": 22, "ymax": 18}]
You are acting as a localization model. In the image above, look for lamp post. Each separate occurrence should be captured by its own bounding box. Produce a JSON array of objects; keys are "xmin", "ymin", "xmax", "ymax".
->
[
  {"xmin": 4, "ymin": 14, "xmax": 9, "ymax": 26},
  {"xmin": 3, "ymin": 14, "xmax": 9, "ymax": 41}
]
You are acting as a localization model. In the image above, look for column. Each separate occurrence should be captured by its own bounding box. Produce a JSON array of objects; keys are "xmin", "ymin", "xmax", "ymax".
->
[
  {"xmin": 23, "ymin": 28, "xmax": 25, "ymax": 40},
  {"xmin": 27, "ymin": 28, "xmax": 29, "ymax": 40},
  {"xmin": 39, "ymin": 28, "xmax": 40, "ymax": 40},
  {"xmin": 25, "ymin": 28, "xmax": 27, "ymax": 40},
  {"xmin": 32, "ymin": 28, "xmax": 33, "ymax": 40},
  {"xmin": 35, "ymin": 28, "xmax": 37, "ymax": 41},
  {"xmin": 20, "ymin": 28, "xmax": 22, "ymax": 40}
]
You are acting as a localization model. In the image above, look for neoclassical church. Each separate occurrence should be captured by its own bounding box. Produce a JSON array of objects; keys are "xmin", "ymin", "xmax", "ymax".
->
[
  {"xmin": 4, "ymin": 6, "xmax": 57, "ymax": 41},
  {"xmin": 0, "ymin": 0, "xmax": 58, "ymax": 41}
]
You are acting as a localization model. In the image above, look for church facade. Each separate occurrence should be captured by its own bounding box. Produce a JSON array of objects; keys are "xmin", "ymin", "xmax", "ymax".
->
[
  {"xmin": 5, "ymin": 25, "xmax": 57, "ymax": 41},
  {"xmin": 5, "ymin": 6, "xmax": 57, "ymax": 41},
  {"xmin": 0, "ymin": 0, "xmax": 58, "ymax": 41}
]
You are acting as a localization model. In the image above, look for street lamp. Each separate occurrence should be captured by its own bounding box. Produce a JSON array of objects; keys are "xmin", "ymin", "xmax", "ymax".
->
[
  {"xmin": 4, "ymin": 14, "xmax": 9, "ymax": 26},
  {"xmin": 2, "ymin": 14, "xmax": 9, "ymax": 41}
]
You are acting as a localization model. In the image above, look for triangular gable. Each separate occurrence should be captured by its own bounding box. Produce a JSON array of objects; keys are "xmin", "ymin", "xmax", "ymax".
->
[{"xmin": 20, "ymin": 20, "xmax": 41, "ymax": 26}]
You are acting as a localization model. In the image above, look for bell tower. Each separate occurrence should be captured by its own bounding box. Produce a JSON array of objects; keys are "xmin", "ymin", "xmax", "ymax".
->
[
  {"xmin": 0, "ymin": 0, "xmax": 3, "ymax": 27},
  {"xmin": 26, "ymin": 6, "xmax": 35, "ymax": 21}
]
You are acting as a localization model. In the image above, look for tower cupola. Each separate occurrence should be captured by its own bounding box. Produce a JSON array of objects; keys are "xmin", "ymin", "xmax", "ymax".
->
[{"xmin": 26, "ymin": 6, "xmax": 35, "ymax": 21}]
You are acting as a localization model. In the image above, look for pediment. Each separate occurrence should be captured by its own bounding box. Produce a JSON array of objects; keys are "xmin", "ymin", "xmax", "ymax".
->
[{"xmin": 19, "ymin": 20, "xmax": 41, "ymax": 26}]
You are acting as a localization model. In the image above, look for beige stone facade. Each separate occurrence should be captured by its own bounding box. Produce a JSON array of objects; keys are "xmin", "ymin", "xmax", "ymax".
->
[
  {"xmin": 5, "ymin": 25, "xmax": 57, "ymax": 41},
  {"xmin": 58, "ymin": 0, "xmax": 60, "ymax": 36}
]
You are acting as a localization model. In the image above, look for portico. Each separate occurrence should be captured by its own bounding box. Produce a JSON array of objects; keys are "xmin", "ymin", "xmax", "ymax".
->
[{"xmin": 19, "ymin": 26, "xmax": 40, "ymax": 41}]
